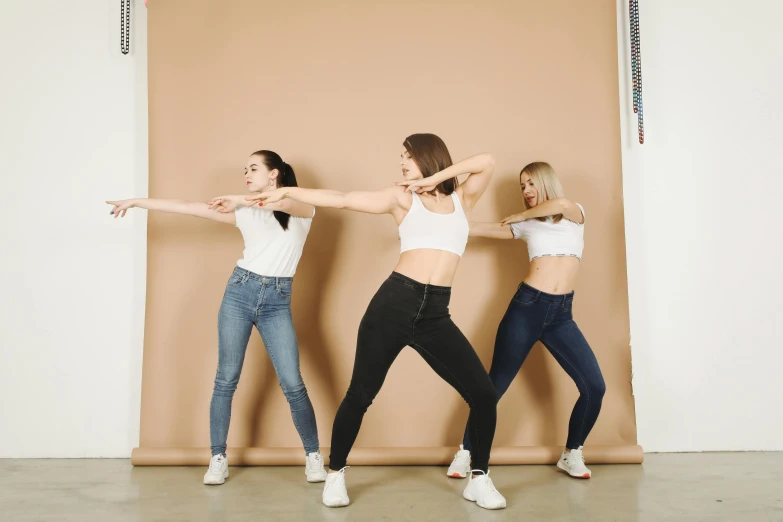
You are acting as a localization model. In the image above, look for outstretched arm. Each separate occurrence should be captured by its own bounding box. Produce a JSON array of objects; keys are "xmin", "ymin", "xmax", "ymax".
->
[
  {"xmin": 397, "ymin": 153, "xmax": 495, "ymax": 209},
  {"xmin": 106, "ymin": 198, "xmax": 235, "ymax": 224},
  {"xmin": 469, "ymin": 222, "xmax": 514, "ymax": 239},
  {"xmin": 207, "ymin": 194, "xmax": 315, "ymax": 218},
  {"xmin": 246, "ymin": 186, "xmax": 402, "ymax": 215},
  {"xmin": 501, "ymin": 198, "xmax": 584, "ymax": 225}
]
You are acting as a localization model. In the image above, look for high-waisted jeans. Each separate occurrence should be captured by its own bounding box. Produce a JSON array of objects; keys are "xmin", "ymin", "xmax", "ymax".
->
[
  {"xmin": 462, "ymin": 282, "xmax": 605, "ymax": 451},
  {"xmin": 210, "ymin": 267, "xmax": 319, "ymax": 456},
  {"xmin": 329, "ymin": 272, "xmax": 498, "ymax": 472}
]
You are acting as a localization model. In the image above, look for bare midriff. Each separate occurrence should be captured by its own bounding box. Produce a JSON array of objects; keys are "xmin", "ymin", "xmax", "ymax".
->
[
  {"xmin": 395, "ymin": 249, "xmax": 462, "ymax": 287},
  {"xmin": 523, "ymin": 256, "xmax": 581, "ymax": 294}
]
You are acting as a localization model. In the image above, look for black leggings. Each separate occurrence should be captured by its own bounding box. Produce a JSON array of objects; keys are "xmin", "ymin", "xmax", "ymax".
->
[{"xmin": 328, "ymin": 272, "xmax": 498, "ymax": 472}]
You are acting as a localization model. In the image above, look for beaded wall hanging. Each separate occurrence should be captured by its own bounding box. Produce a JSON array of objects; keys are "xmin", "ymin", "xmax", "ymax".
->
[
  {"xmin": 630, "ymin": 0, "xmax": 644, "ymax": 144},
  {"xmin": 120, "ymin": 0, "xmax": 131, "ymax": 55}
]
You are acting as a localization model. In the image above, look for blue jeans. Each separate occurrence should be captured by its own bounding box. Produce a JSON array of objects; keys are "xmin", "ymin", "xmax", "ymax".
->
[
  {"xmin": 210, "ymin": 267, "xmax": 319, "ymax": 456},
  {"xmin": 463, "ymin": 282, "xmax": 605, "ymax": 451}
]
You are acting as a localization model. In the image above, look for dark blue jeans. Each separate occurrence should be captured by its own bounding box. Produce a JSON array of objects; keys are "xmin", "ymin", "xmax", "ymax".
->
[{"xmin": 463, "ymin": 282, "xmax": 605, "ymax": 451}]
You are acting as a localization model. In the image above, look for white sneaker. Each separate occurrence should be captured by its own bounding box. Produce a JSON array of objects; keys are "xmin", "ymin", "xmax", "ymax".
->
[
  {"xmin": 322, "ymin": 467, "xmax": 350, "ymax": 507},
  {"xmin": 557, "ymin": 446, "xmax": 592, "ymax": 479},
  {"xmin": 203, "ymin": 454, "xmax": 229, "ymax": 485},
  {"xmin": 462, "ymin": 470, "xmax": 507, "ymax": 510},
  {"xmin": 447, "ymin": 445, "xmax": 471, "ymax": 478},
  {"xmin": 305, "ymin": 451, "xmax": 328, "ymax": 483}
]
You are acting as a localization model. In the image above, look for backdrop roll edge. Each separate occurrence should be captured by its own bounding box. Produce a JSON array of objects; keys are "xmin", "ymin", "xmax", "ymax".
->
[{"xmin": 131, "ymin": 445, "xmax": 644, "ymax": 466}]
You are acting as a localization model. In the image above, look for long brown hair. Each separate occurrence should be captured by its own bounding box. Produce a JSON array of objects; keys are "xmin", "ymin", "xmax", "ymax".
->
[{"xmin": 403, "ymin": 133, "xmax": 455, "ymax": 195}]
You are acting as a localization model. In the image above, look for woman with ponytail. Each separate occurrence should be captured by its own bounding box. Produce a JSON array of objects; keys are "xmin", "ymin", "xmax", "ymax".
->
[{"xmin": 107, "ymin": 150, "xmax": 327, "ymax": 485}]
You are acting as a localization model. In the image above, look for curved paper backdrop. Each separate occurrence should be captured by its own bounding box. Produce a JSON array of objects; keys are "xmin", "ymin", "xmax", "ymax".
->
[{"xmin": 132, "ymin": 0, "xmax": 641, "ymax": 466}]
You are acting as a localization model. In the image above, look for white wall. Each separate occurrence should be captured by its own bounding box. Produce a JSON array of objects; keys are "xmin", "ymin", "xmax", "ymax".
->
[
  {"xmin": 0, "ymin": 1, "xmax": 147, "ymax": 457},
  {"xmin": 1, "ymin": 0, "xmax": 780, "ymax": 458},
  {"xmin": 617, "ymin": 0, "xmax": 783, "ymax": 452}
]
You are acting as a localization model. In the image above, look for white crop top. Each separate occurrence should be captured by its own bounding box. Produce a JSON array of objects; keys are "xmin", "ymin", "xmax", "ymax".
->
[
  {"xmin": 509, "ymin": 203, "xmax": 585, "ymax": 261},
  {"xmin": 399, "ymin": 192, "xmax": 469, "ymax": 257},
  {"xmin": 234, "ymin": 206, "xmax": 314, "ymax": 277}
]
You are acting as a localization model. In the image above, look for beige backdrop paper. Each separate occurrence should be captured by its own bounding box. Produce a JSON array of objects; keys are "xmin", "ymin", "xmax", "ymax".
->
[{"xmin": 132, "ymin": 0, "xmax": 641, "ymax": 466}]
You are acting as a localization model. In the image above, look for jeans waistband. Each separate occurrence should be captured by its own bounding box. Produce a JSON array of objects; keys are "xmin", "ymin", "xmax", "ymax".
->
[
  {"xmin": 519, "ymin": 282, "xmax": 574, "ymax": 303},
  {"xmin": 233, "ymin": 266, "xmax": 292, "ymax": 284},
  {"xmin": 389, "ymin": 272, "xmax": 451, "ymax": 295}
]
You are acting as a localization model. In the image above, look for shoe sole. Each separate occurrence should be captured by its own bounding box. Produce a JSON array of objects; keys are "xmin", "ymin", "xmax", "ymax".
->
[
  {"xmin": 323, "ymin": 499, "xmax": 350, "ymax": 508},
  {"xmin": 556, "ymin": 461, "xmax": 591, "ymax": 479},
  {"xmin": 203, "ymin": 470, "xmax": 229, "ymax": 485},
  {"xmin": 448, "ymin": 471, "xmax": 468, "ymax": 479},
  {"xmin": 478, "ymin": 502, "xmax": 507, "ymax": 510},
  {"xmin": 463, "ymin": 490, "xmax": 505, "ymax": 509},
  {"xmin": 306, "ymin": 473, "xmax": 328, "ymax": 483}
]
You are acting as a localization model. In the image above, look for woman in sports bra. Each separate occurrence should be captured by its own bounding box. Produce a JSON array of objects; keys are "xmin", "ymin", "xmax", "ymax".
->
[
  {"xmin": 216, "ymin": 134, "xmax": 507, "ymax": 510},
  {"xmin": 446, "ymin": 161, "xmax": 606, "ymax": 481}
]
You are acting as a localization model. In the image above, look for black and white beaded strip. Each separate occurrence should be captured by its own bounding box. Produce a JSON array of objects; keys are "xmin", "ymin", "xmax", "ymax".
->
[
  {"xmin": 629, "ymin": 0, "xmax": 644, "ymax": 144},
  {"xmin": 121, "ymin": 0, "xmax": 131, "ymax": 55}
]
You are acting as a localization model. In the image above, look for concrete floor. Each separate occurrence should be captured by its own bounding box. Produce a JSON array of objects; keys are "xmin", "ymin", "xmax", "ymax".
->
[{"xmin": 1, "ymin": 453, "xmax": 781, "ymax": 522}]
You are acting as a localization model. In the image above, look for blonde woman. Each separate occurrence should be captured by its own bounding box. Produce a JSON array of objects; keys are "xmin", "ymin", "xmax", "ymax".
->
[{"xmin": 447, "ymin": 162, "xmax": 605, "ymax": 480}]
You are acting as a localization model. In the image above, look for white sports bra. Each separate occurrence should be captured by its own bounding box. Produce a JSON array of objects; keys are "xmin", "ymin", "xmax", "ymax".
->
[
  {"xmin": 509, "ymin": 203, "xmax": 585, "ymax": 261},
  {"xmin": 399, "ymin": 192, "xmax": 469, "ymax": 257}
]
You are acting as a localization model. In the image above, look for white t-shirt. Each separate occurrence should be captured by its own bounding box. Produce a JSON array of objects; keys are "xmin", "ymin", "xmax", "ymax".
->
[
  {"xmin": 509, "ymin": 203, "xmax": 585, "ymax": 262},
  {"xmin": 234, "ymin": 206, "xmax": 314, "ymax": 277}
]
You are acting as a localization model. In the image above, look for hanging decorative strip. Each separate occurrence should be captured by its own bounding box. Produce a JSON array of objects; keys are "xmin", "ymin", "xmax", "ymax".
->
[
  {"xmin": 630, "ymin": 0, "xmax": 644, "ymax": 144},
  {"xmin": 121, "ymin": 0, "xmax": 131, "ymax": 55}
]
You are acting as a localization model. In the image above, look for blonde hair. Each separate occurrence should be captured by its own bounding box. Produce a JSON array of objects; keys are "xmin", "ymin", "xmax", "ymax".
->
[{"xmin": 520, "ymin": 161, "xmax": 565, "ymax": 223}]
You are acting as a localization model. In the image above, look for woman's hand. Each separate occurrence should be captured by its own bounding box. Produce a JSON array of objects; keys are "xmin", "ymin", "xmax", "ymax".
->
[
  {"xmin": 106, "ymin": 199, "xmax": 137, "ymax": 218},
  {"xmin": 395, "ymin": 178, "xmax": 438, "ymax": 194},
  {"xmin": 245, "ymin": 188, "xmax": 289, "ymax": 206},
  {"xmin": 207, "ymin": 195, "xmax": 245, "ymax": 213},
  {"xmin": 500, "ymin": 212, "xmax": 528, "ymax": 225}
]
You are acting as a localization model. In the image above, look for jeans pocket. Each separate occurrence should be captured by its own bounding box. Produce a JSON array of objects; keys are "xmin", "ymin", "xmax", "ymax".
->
[
  {"xmin": 512, "ymin": 290, "xmax": 537, "ymax": 306},
  {"xmin": 277, "ymin": 283, "xmax": 293, "ymax": 299},
  {"xmin": 228, "ymin": 274, "xmax": 245, "ymax": 287}
]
